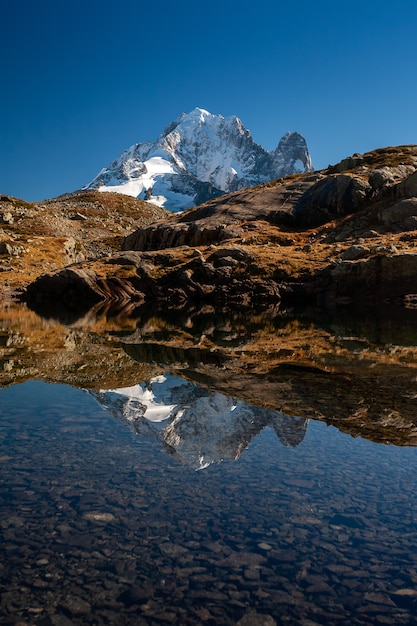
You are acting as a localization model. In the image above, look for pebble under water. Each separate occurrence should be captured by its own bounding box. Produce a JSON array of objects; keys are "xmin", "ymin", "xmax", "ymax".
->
[{"xmin": 1, "ymin": 380, "xmax": 417, "ymax": 625}]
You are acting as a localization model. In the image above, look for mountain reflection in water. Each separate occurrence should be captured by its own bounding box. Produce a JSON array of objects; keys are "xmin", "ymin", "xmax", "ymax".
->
[
  {"xmin": 2, "ymin": 303, "xmax": 417, "ymax": 624},
  {"xmin": 90, "ymin": 374, "xmax": 307, "ymax": 470},
  {"xmin": 2, "ymin": 380, "xmax": 417, "ymax": 625},
  {"xmin": 2, "ymin": 301, "xmax": 417, "ymax": 446}
]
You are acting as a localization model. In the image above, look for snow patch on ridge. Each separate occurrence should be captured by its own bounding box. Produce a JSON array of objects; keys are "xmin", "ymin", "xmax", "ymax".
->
[
  {"xmin": 98, "ymin": 374, "xmax": 189, "ymax": 423},
  {"xmin": 95, "ymin": 155, "xmax": 177, "ymax": 205}
]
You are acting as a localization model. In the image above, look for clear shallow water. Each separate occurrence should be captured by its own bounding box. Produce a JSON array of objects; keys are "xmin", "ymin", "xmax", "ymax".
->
[{"xmin": 1, "ymin": 381, "xmax": 417, "ymax": 625}]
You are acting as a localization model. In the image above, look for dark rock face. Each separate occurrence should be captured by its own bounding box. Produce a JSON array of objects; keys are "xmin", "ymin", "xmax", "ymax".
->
[
  {"xmin": 293, "ymin": 174, "xmax": 372, "ymax": 227},
  {"xmin": 327, "ymin": 253, "xmax": 417, "ymax": 304},
  {"xmin": 23, "ymin": 267, "xmax": 118, "ymax": 320}
]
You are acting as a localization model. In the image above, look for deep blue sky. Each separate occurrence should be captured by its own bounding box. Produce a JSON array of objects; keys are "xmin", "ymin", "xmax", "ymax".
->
[{"xmin": 1, "ymin": 0, "xmax": 416, "ymax": 201}]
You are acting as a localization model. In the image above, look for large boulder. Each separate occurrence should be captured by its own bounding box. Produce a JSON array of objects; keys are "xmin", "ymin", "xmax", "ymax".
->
[
  {"xmin": 380, "ymin": 198, "xmax": 417, "ymax": 231},
  {"xmin": 293, "ymin": 174, "xmax": 371, "ymax": 227}
]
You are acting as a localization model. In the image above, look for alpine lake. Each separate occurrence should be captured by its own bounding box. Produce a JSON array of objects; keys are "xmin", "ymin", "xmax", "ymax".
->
[{"xmin": 2, "ymin": 301, "xmax": 417, "ymax": 626}]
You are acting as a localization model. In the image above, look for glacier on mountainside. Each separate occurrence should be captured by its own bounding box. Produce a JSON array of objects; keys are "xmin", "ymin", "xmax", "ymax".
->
[{"xmin": 84, "ymin": 107, "xmax": 313, "ymax": 212}]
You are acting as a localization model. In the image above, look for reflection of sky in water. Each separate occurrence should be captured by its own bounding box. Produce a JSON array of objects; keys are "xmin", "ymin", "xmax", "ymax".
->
[{"xmin": 1, "ymin": 380, "xmax": 417, "ymax": 624}]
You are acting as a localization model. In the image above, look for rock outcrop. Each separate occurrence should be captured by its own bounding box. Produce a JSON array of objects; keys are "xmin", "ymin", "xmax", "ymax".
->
[{"xmin": 21, "ymin": 145, "xmax": 417, "ymax": 315}]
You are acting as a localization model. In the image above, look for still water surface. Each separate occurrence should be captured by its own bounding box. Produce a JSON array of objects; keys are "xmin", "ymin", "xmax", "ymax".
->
[{"xmin": 1, "ymin": 377, "xmax": 417, "ymax": 625}]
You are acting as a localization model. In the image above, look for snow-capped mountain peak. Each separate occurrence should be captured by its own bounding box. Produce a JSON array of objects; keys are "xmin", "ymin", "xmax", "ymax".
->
[{"xmin": 84, "ymin": 108, "xmax": 313, "ymax": 212}]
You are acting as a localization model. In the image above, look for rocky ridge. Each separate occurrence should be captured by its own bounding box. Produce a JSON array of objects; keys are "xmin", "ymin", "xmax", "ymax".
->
[{"xmin": 23, "ymin": 145, "xmax": 417, "ymax": 314}]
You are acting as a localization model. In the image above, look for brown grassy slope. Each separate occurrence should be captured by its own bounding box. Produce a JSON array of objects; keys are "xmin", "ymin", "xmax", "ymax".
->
[{"xmin": 0, "ymin": 190, "xmax": 168, "ymax": 297}]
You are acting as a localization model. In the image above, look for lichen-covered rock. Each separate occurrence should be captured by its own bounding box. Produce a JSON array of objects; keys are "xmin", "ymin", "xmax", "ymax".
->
[
  {"xmin": 399, "ymin": 170, "xmax": 417, "ymax": 197},
  {"xmin": 369, "ymin": 165, "xmax": 416, "ymax": 190},
  {"xmin": 63, "ymin": 236, "xmax": 85, "ymax": 263},
  {"xmin": 380, "ymin": 198, "xmax": 417, "ymax": 230},
  {"xmin": 0, "ymin": 211, "xmax": 14, "ymax": 224}
]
